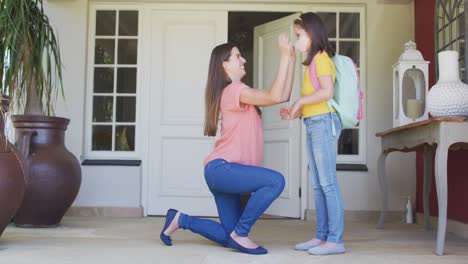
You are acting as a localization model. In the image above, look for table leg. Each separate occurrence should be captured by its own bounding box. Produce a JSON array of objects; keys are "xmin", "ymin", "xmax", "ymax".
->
[
  {"xmin": 377, "ymin": 151, "xmax": 388, "ymax": 229},
  {"xmin": 435, "ymin": 141, "xmax": 449, "ymax": 256},
  {"xmin": 423, "ymin": 144, "xmax": 433, "ymax": 230}
]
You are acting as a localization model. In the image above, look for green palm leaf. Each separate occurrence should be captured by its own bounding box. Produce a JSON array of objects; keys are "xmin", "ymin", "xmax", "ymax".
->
[{"xmin": 0, "ymin": 0, "xmax": 64, "ymax": 116}]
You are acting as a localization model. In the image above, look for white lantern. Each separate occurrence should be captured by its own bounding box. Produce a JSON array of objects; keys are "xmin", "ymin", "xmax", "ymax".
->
[{"xmin": 393, "ymin": 41, "xmax": 430, "ymax": 127}]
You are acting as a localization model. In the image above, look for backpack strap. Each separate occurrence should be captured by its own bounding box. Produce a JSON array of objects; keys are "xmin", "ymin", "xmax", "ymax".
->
[
  {"xmin": 348, "ymin": 56, "xmax": 363, "ymax": 121},
  {"xmin": 309, "ymin": 54, "xmax": 321, "ymax": 91},
  {"xmin": 328, "ymin": 101, "xmax": 337, "ymax": 136},
  {"xmin": 358, "ymin": 90, "xmax": 363, "ymax": 121}
]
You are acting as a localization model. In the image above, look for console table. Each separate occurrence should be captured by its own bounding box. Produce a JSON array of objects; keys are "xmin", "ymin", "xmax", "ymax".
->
[{"xmin": 376, "ymin": 117, "xmax": 468, "ymax": 256}]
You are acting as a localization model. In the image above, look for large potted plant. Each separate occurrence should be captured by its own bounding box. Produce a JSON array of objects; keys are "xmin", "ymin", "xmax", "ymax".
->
[{"xmin": 0, "ymin": 0, "xmax": 81, "ymax": 227}]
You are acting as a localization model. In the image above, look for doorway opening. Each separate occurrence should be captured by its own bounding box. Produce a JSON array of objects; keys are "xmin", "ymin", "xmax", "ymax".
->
[{"xmin": 228, "ymin": 12, "xmax": 295, "ymax": 88}]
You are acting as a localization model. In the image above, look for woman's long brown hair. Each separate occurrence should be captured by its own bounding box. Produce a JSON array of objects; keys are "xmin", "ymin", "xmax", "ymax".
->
[
  {"xmin": 294, "ymin": 12, "xmax": 335, "ymax": 66},
  {"xmin": 204, "ymin": 43, "xmax": 235, "ymax": 136}
]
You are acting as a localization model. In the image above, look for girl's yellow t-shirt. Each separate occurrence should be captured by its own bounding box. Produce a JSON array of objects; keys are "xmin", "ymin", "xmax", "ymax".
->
[{"xmin": 301, "ymin": 52, "xmax": 336, "ymax": 118}]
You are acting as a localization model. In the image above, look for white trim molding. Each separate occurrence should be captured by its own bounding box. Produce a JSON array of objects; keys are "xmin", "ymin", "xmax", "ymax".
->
[{"xmin": 66, "ymin": 206, "xmax": 144, "ymax": 217}]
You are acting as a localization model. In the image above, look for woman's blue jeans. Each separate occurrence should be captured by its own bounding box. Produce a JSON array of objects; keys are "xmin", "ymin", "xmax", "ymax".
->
[
  {"xmin": 178, "ymin": 159, "xmax": 285, "ymax": 246},
  {"xmin": 304, "ymin": 112, "xmax": 344, "ymax": 243}
]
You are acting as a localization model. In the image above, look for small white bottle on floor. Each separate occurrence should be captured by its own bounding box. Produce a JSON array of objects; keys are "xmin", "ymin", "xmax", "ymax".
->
[{"xmin": 405, "ymin": 196, "xmax": 413, "ymax": 224}]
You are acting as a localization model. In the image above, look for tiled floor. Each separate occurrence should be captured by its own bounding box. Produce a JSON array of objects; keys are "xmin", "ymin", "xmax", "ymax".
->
[{"xmin": 1, "ymin": 217, "xmax": 467, "ymax": 264}]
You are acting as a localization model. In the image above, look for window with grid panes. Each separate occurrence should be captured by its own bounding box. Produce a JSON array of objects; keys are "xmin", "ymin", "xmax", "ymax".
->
[
  {"xmin": 90, "ymin": 10, "xmax": 138, "ymax": 154},
  {"xmin": 317, "ymin": 11, "xmax": 364, "ymax": 161},
  {"xmin": 436, "ymin": 0, "xmax": 466, "ymax": 82}
]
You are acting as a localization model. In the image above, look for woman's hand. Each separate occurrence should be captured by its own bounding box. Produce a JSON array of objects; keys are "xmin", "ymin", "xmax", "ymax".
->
[{"xmin": 280, "ymin": 107, "xmax": 292, "ymax": 120}]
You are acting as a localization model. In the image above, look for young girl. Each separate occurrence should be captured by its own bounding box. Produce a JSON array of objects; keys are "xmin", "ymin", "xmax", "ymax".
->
[
  {"xmin": 281, "ymin": 12, "xmax": 345, "ymax": 255},
  {"xmin": 160, "ymin": 34, "xmax": 295, "ymax": 255}
]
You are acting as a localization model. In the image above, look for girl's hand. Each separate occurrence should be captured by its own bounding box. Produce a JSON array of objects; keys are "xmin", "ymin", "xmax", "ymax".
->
[
  {"xmin": 289, "ymin": 99, "xmax": 302, "ymax": 119},
  {"xmin": 280, "ymin": 99, "xmax": 302, "ymax": 120},
  {"xmin": 278, "ymin": 33, "xmax": 293, "ymax": 57}
]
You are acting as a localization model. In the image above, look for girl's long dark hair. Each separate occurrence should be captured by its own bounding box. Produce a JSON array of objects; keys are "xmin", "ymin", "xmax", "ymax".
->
[
  {"xmin": 204, "ymin": 43, "xmax": 235, "ymax": 136},
  {"xmin": 294, "ymin": 12, "xmax": 335, "ymax": 66}
]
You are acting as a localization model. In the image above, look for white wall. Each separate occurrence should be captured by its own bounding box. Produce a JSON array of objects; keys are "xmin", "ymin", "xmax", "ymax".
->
[
  {"xmin": 75, "ymin": 167, "xmax": 142, "ymax": 207},
  {"xmin": 44, "ymin": 0, "xmax": 417, "ymax": 214},
  {"xmin": 44, "ymin": 0, "xmax": 87, "ymax": 159}
]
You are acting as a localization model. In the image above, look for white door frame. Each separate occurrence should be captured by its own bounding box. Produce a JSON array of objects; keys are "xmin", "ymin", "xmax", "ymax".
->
[{"xmin": 130, "ymin": 2, "xmax": 366, "ymax": 219}]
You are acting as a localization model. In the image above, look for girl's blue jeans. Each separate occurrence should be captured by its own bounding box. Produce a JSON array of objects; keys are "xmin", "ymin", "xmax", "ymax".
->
[{"xmin": 304, "ymin": 112, "xmax": 344, "ymax": 243}]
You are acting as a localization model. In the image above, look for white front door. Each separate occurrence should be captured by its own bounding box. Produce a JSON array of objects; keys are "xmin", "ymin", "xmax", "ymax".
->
[
  {"xmin": 254, "ymin": 13, "xmax": 303, "ymax": 218},
  {"xmin": 147, "ymin": 10, "xmax": 227, "ymax": 216}
]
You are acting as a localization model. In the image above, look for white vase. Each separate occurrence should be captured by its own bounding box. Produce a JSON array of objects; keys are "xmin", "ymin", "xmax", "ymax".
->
[{"xmin": 427, "ymin": 51, "xmax": 468, "ymax": 117}]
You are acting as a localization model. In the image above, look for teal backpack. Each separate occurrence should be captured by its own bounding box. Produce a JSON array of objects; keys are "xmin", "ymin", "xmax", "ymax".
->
[{"xmin": 309, "ymin": 53, "xmax": 363, "ymax": 130}]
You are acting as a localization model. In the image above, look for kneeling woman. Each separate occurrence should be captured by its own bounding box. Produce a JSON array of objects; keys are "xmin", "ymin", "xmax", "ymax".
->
[{"xmin": 160, "ymin": 34, "xmax": 295, "ymax": 255}]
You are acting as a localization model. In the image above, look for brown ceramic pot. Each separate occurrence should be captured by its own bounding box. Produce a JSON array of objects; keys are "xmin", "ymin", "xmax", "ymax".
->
[
  {"xmin": 0, "ymin": 96, "xmax": 27, "ymax": 236},
  {"xmin": 12, "ymin": 115, "xmax": 81, "ymax": 227}
]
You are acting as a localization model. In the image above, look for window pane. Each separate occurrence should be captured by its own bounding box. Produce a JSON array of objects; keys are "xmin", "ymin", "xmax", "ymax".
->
[
  {"xmin": 96, "ymin": 11, "xmax": 116, "ymax": 36},
  {"xmin": 117, "ymin": 68, "xmax": 137, "ymax": 93},
  {"xmin": 338, "ymin": 129, "xmax": 359, "ymax": 155},
  {"xmin": 438, "ymin": 30, "xmax": 444, "ymax": 50},
  {"xmin": 339, "ymin": 41, "xmax": 360, "ymax": 67},
  {"xmin": 94, "ymin": 67, "xmax": 114, "ymax": 93},
  {"xmin": 115, "ymin": 126, "xmax": 135, "ymax": 151},
  {"xmin": 317, "ymin": 12, "xmax": 337, "ymax": 38},
  {"xmin": 452, "ymin": 21, "xmax": 458, "ymax": 43},
  {"xmin": 93, "ymin": 96, "xmax": 114, "ymax": 122},
  {"xmin": 118, "ymin": 39, "xmax": 138, "ymax": 64},
  {"xmin": 459, "ymin": 39, "xmax": 465, "ymax": 59},
  {"xmin": 92, "ymin": 125, "xmax": 112, "ymax": 151},
  {"xmin": 339, "ymin": 13, "xmax": 360, "ymax": 38},
  {"xmin": 116, "ymin": 96, "xmax": 136, "ymax": 122},
  {"xmin": 458, "ymin": 13, "xmax": 465, "ymax": 35},
  {"xmin": 462, "ymin": 67, "xmax": 466, "ymax": 83},
  {"xmin": 330, "ymin": 41, "xmax": 337, "ymax": 52},
  {"xmin": 119, "ymin": 11, "xmax": 138, "ymax": 36},
  {"xmin": 95, "ymin": 39, "xmax": 115, "ymax": 64},
  {"xmin": 444, "ymin": 27, "xmax": 451, "ymax": 49}
]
